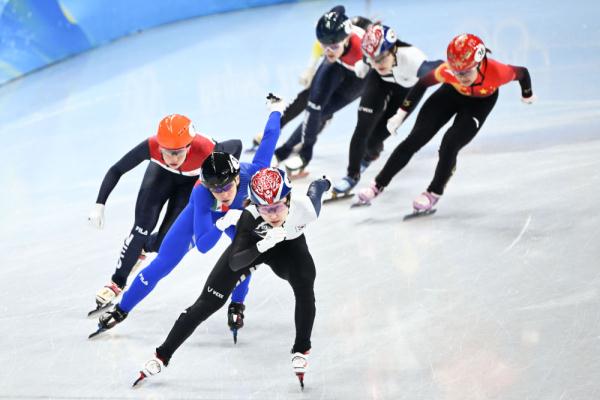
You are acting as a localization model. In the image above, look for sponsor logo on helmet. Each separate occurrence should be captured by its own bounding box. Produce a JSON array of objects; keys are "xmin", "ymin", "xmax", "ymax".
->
[
  {"xmin": 324, "ymin": 12, "xmax": 337, "ymax": 29},
  {"xmin": 228, "ymin": 156, "xmax": 240, "ymax": 172},
  {"xmin": 384, "ymin": 28, "xmax": 397, "ymax": 44},
  {"xmin": 474, "ymin": 43, "xmax": 486, "ymax": 62}
]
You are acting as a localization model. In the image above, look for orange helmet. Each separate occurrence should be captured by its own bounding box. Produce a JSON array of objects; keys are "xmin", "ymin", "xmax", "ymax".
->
[
  {"xmin": 156, "ymin": 114, "xmax": 195, "ymax": 149},
  {"xmin": 447, "ymin": 33, "xmax": 486, "ymax": 72}
]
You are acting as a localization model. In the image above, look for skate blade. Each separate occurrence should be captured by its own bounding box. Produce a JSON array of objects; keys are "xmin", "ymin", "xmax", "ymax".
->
[
  {"xmin": 132, "ymin": 372, "xmax": 147, "ymax": 388},
  {"xmin": 323, "ymin": 191, "xmax": 354, "ymax": 204},
  {"xmin": 288, "ymin": 170, "xmax": 310, "ymax": 181},
  {"xmin": 231, "ymin": 328, "xmax": 238, "ymax": 344},
  {"xmin": 88, "ymin": 326, "xmax": 108, "ymax": 339},
  {"xmin": 87, "ymin": 302, "xmax": 113, "ymax": 318},
  {"xmin": 296, "ymin": 373, "xmax": 305, "ymax": 389},
  {"xmin": 350, "ymin": 200, "xmax": 371, "ymax": 208},
  {"xmin": 403, "ymin": 208, "xmax": 437, "ymax": 221}
]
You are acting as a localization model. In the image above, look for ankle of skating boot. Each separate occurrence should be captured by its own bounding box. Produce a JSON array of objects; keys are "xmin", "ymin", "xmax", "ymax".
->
[
  {"xmin": 358, "ymin": 181, "xmax": 383, "ymax": 202},
  {"xmin": 334, "ymin": 174, "xmax": 359, "ymax": 193},
  {"xmin": 227, "ymin": 302, "xmax": 245, "ymax": 329},
  {"xmin": 95, "ymin": 282, "xmax": 123, "ymax": 306},
  {"xmin": 99, "ymin": 304, "xmax": 128, "ymax": 329}
]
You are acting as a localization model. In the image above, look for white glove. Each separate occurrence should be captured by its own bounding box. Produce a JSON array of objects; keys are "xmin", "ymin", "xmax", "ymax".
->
[
  {"xmin": 88, "ymin": 203, "xmax": 105, "ymax": 229},
  {"xmin": 267, "ymin": 93, "xmax": 286, "ymax": 114},
  {"xmin": 283, "ymin": 155, "xmax": 305, "ymax": 171},
  {"xmin": 256, "ymin": 226, "xmax": 286, "ymax": 253},
  {"xmin": 354, "ymin": 59, "xmax": 370, "ymax": 79},
  {"xmin": 386, "ymin": 108, "xmax": 408, "ymax": 135},
  {"xmin": 215, "ymin": 209, "xmax": 243, "ymax": 231},
  {"xmin": 521, "ymin": 94, "xmax": 537, "ymax": 105},
  {"xmin": 299, "ymin": 67, "xmax": 316, "ymax": 88}
]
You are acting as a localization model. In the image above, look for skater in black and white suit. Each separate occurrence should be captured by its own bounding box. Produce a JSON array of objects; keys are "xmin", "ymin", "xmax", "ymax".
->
[{"xmin": 133, "ymin": 168, "xmax": 331, "ymax": 388}]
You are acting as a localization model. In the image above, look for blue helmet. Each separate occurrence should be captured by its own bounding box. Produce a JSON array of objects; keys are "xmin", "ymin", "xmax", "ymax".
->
[
  {"xmin": 316, "ymin": 5, "xmax": 351, "ymax": 45},
  {"xmin": 361, "ymin": 24, "xmax": 397, "ymax": 60},
  {"xmin": 249, "ymin": 167, "xmax": 292, "ymax": 205}
]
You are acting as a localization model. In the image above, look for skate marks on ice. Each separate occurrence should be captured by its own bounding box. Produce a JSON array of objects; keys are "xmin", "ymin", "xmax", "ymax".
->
[{"xmin": 500, "ymin": 214, "xmax": 532, "ymax": 254}]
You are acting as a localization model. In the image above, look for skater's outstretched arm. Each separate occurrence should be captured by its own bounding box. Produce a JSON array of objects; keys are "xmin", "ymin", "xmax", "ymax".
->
[
  {"xmin": 508, "ymin": 65, "xmax": 533, "ymax": 99},
  {"xmin": 95, "ymin": 140, "xmax": 150, "ymax": 204},
  {"xmin": 397, "ymin": 69, "xmax": 440, "ymax": 114},
  {"xmin": 252, "ymin": 110, "xmax": 282, "ymax": 168}
]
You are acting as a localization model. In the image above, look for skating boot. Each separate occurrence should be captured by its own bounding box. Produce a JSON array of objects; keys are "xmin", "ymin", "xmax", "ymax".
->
[
  {"xmin": 333, "ymin": 175, "xmax": 358, "ymax": 194},
  {"xmin": 404, "ymin": 191, "xmax": 440, "ymax": 220},
  {"xmin": 88, "ymin": 304, "xmax": 128, "ymax": 338},
  {"xmin": 88, "ymin": 281, "xmax": 123, "ymax": 317},
  {"xmin": 291, "ymin": 351, "xmax": 309, "ymax": 389},
  {"xmin": 354, "ymin": 181, "xmax": 383, "ymax": 207},
  {"xmin": 227, "ymin": 302, "xmax": 245, "ymax": 344},
  {"xmin": 283, "ymin": 155, "xmax": 309, "ymax": 180},
  {"xmin": 413, "ymin": 191, "xmax": 439, "ymax": 211},
  {"xmin": 326, "ymin": 175, "xmax": 358, "ymax": 203},
  {"xmin": 132, "ymin": 354, "xmax": 166, "ymax": 387}
]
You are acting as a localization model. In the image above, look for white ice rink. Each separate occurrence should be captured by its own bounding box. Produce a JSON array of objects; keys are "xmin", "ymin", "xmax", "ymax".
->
[{"xmin": 1, "ymin": 0, "xmax": 599, "ymax": 399}]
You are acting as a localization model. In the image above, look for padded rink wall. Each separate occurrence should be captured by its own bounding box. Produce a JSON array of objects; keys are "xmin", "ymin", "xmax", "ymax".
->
[{"xmin": 0, "ymin": 0, "xmax": 297, "ymax": 86}]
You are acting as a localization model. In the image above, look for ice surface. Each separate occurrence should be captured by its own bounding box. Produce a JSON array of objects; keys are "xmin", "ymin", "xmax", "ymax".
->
[{"xmin": 1, "ymin": 0, "xmax": 599, "ymax": 399}]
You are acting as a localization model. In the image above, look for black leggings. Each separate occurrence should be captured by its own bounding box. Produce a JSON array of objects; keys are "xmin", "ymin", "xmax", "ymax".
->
[
  {"xmin": 275, "ymin": 61, "xmax": 365, "ymax": 163},
  {"xmin": 156, "ymin": 235, "xmax": 317, "ymax": 364},
  {"xmin": 347, "ymin": 70, "xmax": 412, "ymax": 178},
  {"xmin": 375, "ymin": 84, "xmax": 498, "ymax": 195},
  {"xmin": 280, "ymin": 88, "xmax": 310, "ymax": 129},
  {"xmin": 110, "ymin": 140, "xmax": 242, "ymax": 288}
]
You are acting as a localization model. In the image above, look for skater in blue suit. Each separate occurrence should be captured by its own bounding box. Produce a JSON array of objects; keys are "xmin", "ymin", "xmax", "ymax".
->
[{"xmin": 91, "ymin": 94, "xmax": 285, "ymax": 339}]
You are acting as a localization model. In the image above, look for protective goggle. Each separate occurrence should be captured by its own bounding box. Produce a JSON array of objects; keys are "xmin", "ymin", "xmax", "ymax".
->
[
  {"xmin": 453, "ymin": 65, "xmax": 478, "ymax": 77},
  {"xmin": 206, "ymin": 181, "xmax": 236, "ymax": 193},
  {"xmin": 160, "ymin": 146, "xmax": 189, "ymax": 157},
  {"xmin": 321, "ymin": 41, "xmax": 344, "ymax": 51},
  {"xmin": 370, "ymin": 52, "xmax": 390, "ymax": 64},
  {"xmin": 257, "ymin": 200, "xmax": 288, "ymax": 215}
]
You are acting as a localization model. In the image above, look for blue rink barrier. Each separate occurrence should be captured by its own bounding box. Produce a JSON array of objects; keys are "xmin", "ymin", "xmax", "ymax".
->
[{"xmin": 0, "ymin": 0, "xmax": 297, "ymax": 86}]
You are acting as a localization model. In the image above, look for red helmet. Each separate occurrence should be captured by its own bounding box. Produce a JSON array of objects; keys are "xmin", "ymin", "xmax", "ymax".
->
[
  {"xmin": 447, "ymin": 33, "xmax": 486, "ymax": 72},
  {"xmin": 156, "ymin": 114, "xmax": 195, "ymax": 149}
]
